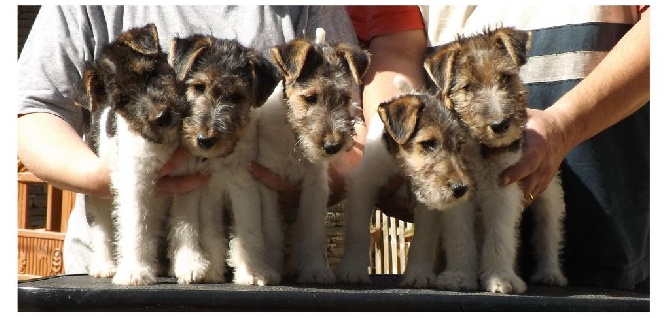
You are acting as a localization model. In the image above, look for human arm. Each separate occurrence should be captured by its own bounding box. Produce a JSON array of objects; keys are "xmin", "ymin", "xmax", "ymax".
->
[
  {"xmin": 500, "ymin": 9, "xmax": 650, "ymax": 201},
  {"xmin": 17, "ymin": 113, "xmax": 210, "ymax": 199},
  {"xmin": 346, "ymin": 29, "xmax": 427, "ymax": 220}
]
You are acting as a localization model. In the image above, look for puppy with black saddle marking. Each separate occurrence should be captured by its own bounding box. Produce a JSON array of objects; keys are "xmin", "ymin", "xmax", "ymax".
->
[
  {"xmin": 424, "ymin": 26, "xmax": 568, "ymax": 294},
  {"xmin": 335, "ymin": 72, "xmax": 475, "ymax": 288},
  {"xmin": 258, "ymin": 28, "xmax": 370, "ymax": 283},
  {"xmin": 168, "ymin": 34, "xmax": 281, "ymax": 285},
  {"xmin": 75, "ymin": 23, "xmax": 189, "ymax": 286},
  {"xmin": 376, "ymin": 85, "xmax": 478, "ymax": 290}
]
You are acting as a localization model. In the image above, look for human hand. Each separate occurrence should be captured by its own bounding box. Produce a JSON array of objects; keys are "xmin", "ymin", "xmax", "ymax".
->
[
  {"xmin": 247, "ymin": 159, "xmax": 413, "ymax": 222},
  {"xmin": 154, "ymin": 146, "xmax": 211, "ymax": 196},
  {"xmin": 499, "ymin": 108, "xmax": 570, "ymax": 206},
  {"xmin": 247, "ymin": 161, "xmax": 301, "ymax": 211}
]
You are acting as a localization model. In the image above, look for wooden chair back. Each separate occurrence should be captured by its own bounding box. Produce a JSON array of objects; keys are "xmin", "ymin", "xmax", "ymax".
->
[{"xmin": 18, "ymin": 160, "xmax": 75, "ymax": 280}]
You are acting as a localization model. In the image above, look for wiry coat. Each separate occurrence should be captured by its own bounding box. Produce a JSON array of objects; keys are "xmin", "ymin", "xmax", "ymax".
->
[
  {"xmin": 258, "ymin": 29, "xmax": 370, "ymax": 284},
  {"xmin": 425, "ymin": 27, "xmax": 567, "ymax": 294},
  {"xmin": 167, "ymin": 35, "xmax": 281, "ymax": 285},
  {"xmin": 75, "ymin": 23, "xmax": 189, "ymax": 285}
]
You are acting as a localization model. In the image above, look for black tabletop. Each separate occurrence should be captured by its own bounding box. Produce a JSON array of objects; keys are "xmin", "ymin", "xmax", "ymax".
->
[{"xmin": 18, "ymin": 274, "xmax": 649, "ymax": 312}]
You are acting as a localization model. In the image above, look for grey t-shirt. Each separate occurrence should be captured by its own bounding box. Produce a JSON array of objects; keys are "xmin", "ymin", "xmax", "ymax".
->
[{"xmin": 17, "ymin": 5, "xmax": 358, "ymax": 274}]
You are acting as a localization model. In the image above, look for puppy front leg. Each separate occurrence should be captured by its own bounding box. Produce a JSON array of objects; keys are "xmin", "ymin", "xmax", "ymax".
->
[
  {"xmin": 112, "ymin": 182, "xmax": 166, "ymax": 286},
  {"xmin": 435, "ymin": 201, "xmax": 478, "ymax": 291},
  {"xmin": 400, "ymin": 203, "xmax": 439, "ymax": 288},
  {"xmin": 228, "ymin": 172, "xmax": 280, "ymax": 286},
  {"xmin": 529, "ymin": 176, "xmax": 567, "ymax": 286},
  {"xmin": 289, "ymin": 163, "xmax": 335, "ymax": 284},
  {"xmin": 479, "ymin": 184, "xmax": 526, "ymax": 294},
  {"xmin": 259, "ymin": 183, "xmax": 284, "ymax": 276},
  {"xmin": 336, "ymin": 128, "xmax": 397, "ymax": 283},
  {"xmin": 87, "ymin": 195, "xmax": 116, "ymax": 278},
  {"xmin": 169, "ymin": 190, "xmax": 209, "ymax": 284},
  {"xmin": 199, "ymin": 181, "xmax": 228, "ymax": 283}
]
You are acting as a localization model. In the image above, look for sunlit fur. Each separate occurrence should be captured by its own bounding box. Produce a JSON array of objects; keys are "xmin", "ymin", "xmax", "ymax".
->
[
  {"xmin": 76, "ymin": 24, "xmax": 188, "ymax": 286},
  {"xmin": 168, "ymin": 35, "xmax": 281, "ymax": 285},
  {"xmin": 258, "ymin": 31, "xmax": 370, "ymax": 284},
  {"xmin": 425, "ymin": 26, "xmax": 567, "ymax": 294}
]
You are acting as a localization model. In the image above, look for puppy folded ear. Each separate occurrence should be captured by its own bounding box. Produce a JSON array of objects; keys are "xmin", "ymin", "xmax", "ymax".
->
[
  {"xmin": 336, "ymin": 43, "xmax": 371, "ymax": 85},
  {"xmin": 491, "ymin": 27, "xmax": 532, "ymax": 66},
  {"xmin": 169, "ymin": 35, "xmax": 212, "ymax": 81},
  {"xmin": 424, "ymin": 43, "xmax": 459, "ymax": 109},
  {"xmin": 271, "ymin": 39, "xmax": 321, "ymax": 84},
  {"xmin": 74, "ymin": 66, "xmax": 106, "ymax": 113},
  {"xmin": 378, "ymin": 95, "xmax": 424, "ymax": 145},
  {"xmin": 117, "ymin": 23, "xmax": 161, "ymax": 55},
  {"xmin": 249, "ymin": 52, "xmax": 281, "ymax": 107}
]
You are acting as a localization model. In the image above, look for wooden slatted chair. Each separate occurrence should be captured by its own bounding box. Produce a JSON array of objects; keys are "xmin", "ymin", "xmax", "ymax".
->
[
  {"xmin": 370, "ymin": 209, "xmax": 413, "ymax": 275},
  {"xmin": 18, "ymin": 160, "xmax": 76, "ymax": 280}
]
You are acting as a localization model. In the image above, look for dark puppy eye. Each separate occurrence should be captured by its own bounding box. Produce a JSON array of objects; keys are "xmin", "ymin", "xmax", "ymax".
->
[
  {"xmin": 500, "ymin": 73, "xmax": 513, "ymax": 84},
  {"xmin": 455, "ymin": 81, "xmax": 470, "ymax": 92},
  {"xmin": 192, "ymin": 83, "xmax": 206, "ymax": 94},
  {"xmin": 303, "ymin": 94, "xmax": 317, "ymax": 104},
  {"xmin": 117, "ymin": 94, "xmax": 130, "ymax": 107},
  {"xmin": 455, "ymin": 141, "xmax": 464, "ymax": 152},
  {"xmin": 419, "ymin": 138, "xmax": 437, "ymax": 152}
]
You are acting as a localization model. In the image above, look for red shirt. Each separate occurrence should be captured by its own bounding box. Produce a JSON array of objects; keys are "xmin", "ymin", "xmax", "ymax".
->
[{"xmin": 346, "ymin": 6, "xmax": 425, "ymax": 47}]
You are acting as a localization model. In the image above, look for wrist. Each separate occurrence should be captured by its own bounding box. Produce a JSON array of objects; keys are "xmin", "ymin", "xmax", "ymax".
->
[{"xmin": 543, "ymin": 100, "xmax": 579, "ymax": 157}]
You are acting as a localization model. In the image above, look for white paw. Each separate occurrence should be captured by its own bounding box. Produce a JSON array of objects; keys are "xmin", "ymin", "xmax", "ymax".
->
[
  {"xmin": 88, "ymin": 261, "xmax": 116, "ymax": 278},
  {"xmin": 112, "ymin": 266, "xmax": 157, "ymax": 286},
  {"xmin": 297, "ymin": 263, "xmax": 336, "ymax": 284},
  {"xmin": 531, "ymin": 269, "xmax": 568, "ymax": 286},
  {"xmin": 435, "ymin": 270, "xmax": 478, "ymax": 291},
  {"xmin": 233, "ymin": 264, "xmax": 281, "ymax": 286},
  {"xmin": 172, "ymin": 249, "xmax": 210, "ymax": 284},
  {"xmin": 335, "ymin": 259, "xmax": 371, "ymax": 284},
  {"xmin": 400, "ymin": 267, "xmax": 436, "ymax": 288},
  {"xmin": 481, "ymin": 271, "xmax": 527, "ymax": 294}
]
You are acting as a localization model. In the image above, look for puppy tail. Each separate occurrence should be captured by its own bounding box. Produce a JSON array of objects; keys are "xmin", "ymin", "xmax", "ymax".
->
[
  {"xmin": 315, "ymin": 28, "xmax": 326, "ymax": 45},
  {"xmin": 393, "ymin": 75, "xmax": 415, "ymax": 94}
]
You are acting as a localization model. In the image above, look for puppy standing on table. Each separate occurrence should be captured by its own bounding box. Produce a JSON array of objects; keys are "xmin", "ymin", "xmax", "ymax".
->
[
  {"xmin": 335, "ymin": 75, "xmax": 476, "ymax": 289},
  {"xmin": 75, "ymin": 24, "xmax": 189, "ymax": 285},
  {"xmin": 424, "ymin": 26, "xmax": 567, "ymax": 293},
  {"xmin": 257, "ymin": 29, "xmax": 370, "ymax": 283},
  {"xmin": 167, "ymin": 34, "xmax": 281, "ymax": 285}
]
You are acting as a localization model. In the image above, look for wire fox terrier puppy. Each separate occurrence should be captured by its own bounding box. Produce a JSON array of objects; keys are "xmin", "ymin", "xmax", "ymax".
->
[
  {"xmin": 376, "ymin": 89, "xmax": 478, "ymax": 290},
  {"xmin": 168, "ymin": 34, "xmax": 281, "ymax": 285},
  {"xmin": 335, "ymin": 73, "xmax": 476, "ymax": 288},
  {"xmin": 75, "ymin": 23, "xmax": 189, "ymax": 285},
  {"xmin": 424, "ymin": 26, "xmax": 567, "ymax": 294},
  {"xmin": 258, "ymin": 29, "xmax": 370, "ymax": 283}
]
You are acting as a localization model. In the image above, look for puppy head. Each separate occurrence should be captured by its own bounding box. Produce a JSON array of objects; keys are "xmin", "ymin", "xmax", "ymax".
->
[
  {"xmin": 79, "ymin": 23, "xmax": 187, "ymax": 145},
  {"xmin": 425, "ymin": 26, "xmax": 531, "ymax": 148},
  {"xmin": 378, "ymin": 94, "xmax": 474, "ymax": 211},
  {"xmin": 271, "ymin": 34, "xmax": 371, "ymax": 162},
  {"xmin": 169, "ymin": 35, "xmax": 281, "ymax": 158}
]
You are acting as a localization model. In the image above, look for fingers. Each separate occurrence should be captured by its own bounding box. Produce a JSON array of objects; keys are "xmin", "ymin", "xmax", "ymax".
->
[
  {"xmin": 247, "ymin": 161, "xmax": 302, "ymax": 210},
  {"xmin": 155, "ymin": 173, "xmax": 211, "ymax": 197},
  {"xmin": 157, "ymin": 146, "xmax": 191, "ymax": 177},
  {"xmin": 247, "ymin": 161, "xmax": 295, "ymax": 191}
]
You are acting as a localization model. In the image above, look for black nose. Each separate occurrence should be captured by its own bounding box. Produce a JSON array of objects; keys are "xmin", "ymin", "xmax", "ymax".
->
[
  {"xmin": 154, "ymin": 111, "xmax": 173, "ymax": 127},
  {"xmin": 323, "ymin": 142, "xmax": 342, "ymax": 155},
  {"xmin": 452, "ymin": 184, "xmax": 469, "ymax": 199},
  {"xmin": 490, "ymin": 118, "xmax": 511, "ymax": 134},
  {"xmin": 197, "ymin": 135, "xmax": 217, "ymax": 149}
]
